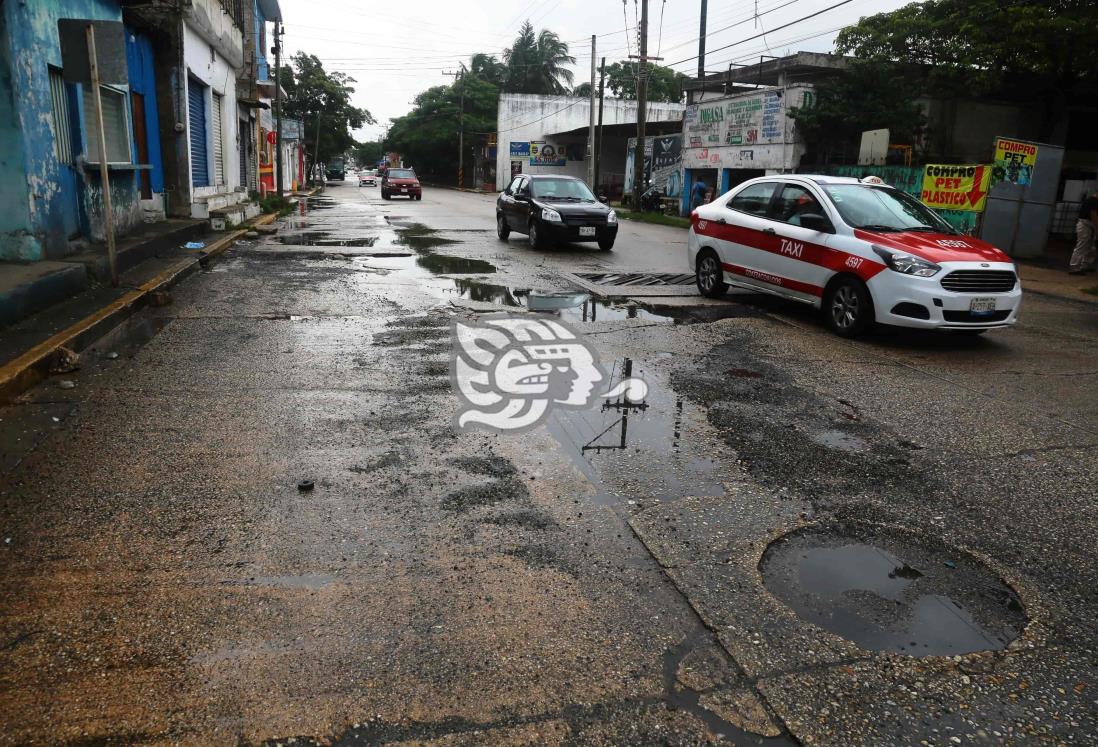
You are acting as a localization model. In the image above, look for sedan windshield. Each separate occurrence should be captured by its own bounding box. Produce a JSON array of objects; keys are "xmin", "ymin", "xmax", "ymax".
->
[
  {"xmin": 530, "ymin": 178, "xmax": 596, "ymax": 201},
  {"xmin": 389, "ymin": 169, "xmax": 416, "ymax": 179},
  {"xmin": 822, "ymin": 185, "xmax": 955, "ymax": 233}
]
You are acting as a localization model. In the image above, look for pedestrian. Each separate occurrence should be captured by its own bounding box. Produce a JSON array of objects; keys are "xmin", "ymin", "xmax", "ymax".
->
[
  {"xmin": 1069, "ymin": 191, "xmax": 1098, "ymax": 275},
  {"xmin": 690, "ymin": 177, "xmax": 708, "ymax": 212}
]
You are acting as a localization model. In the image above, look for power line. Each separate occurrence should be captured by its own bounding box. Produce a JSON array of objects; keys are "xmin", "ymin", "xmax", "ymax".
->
[{"xmin": 664, "ymin": 0, "xmax": 856, "ymax": 68}]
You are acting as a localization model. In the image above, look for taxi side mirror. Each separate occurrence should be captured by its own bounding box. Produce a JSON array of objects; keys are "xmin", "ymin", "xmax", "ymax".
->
[{"xmin": 799, "ymin": 213, "xmax": 834, "ymax": 233}]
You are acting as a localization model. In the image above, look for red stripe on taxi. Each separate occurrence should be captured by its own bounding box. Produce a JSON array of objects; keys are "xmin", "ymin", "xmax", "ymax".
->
[
  {"xmin": 720, "ymin": 262, "xmax": 824, "ymax": 297},
  {"xmin": 694, "ymin": 218, "xmax": 887, "ymax": 283}
]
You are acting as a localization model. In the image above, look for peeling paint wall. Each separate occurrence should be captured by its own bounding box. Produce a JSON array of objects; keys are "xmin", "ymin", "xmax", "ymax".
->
[
  {"xmin": 183, "ymin": 17, "xmax": 242, "ymax": 200},
  {"xmin": 0, "ymin": 6, "xmax": 37, "ymax": 261},
  {"xmin": 1, "ymin": 0, "xmax": 145, "ymax": 260}
]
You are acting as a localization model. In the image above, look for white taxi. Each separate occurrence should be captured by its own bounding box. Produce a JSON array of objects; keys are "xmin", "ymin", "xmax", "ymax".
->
[{"xmin": 687, "ymin": 175, "xmax": 1022, "ymax": 336}]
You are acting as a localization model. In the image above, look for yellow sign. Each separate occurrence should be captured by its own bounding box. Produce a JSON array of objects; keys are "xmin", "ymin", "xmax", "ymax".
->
[
  {"xmin": 993, "ymin": 138, "xmax": 1038, "ymax": 185},
  {"xmin": 920, "ymin": 164, "xmax": 992, "ymax": 212}
]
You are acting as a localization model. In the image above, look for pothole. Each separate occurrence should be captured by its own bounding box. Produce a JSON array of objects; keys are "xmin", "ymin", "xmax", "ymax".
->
[{"xmin": 761, "ymin": 524, "xmax": 1025, "ymax": 656}]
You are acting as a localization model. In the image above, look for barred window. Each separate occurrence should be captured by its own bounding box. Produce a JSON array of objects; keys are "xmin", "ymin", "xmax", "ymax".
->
[
  {"xmin": 82, "ymin": 85, "xmax": 131, "ymax": 164},
  {"xmin": 49, "ymin": 67, "xmax": 73, "ymax": 163}
]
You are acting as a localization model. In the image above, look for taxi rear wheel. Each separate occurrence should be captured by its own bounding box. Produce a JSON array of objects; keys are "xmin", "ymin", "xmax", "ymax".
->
[
  {"xmin": 695, "ymin": 250, "xmax": 728, "ymax": 298},
  {"xmin": 824, "ymin": 276, "xmax": 874, "ymax": 337},
  {"xmin": 496, "ymin": 213, "xmax": 510, "ymax": 240}
]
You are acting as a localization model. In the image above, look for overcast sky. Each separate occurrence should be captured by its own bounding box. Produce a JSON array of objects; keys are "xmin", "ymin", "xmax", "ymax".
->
[{"xmin": 278, "ymin": 0, "xmax": 915, "ymax": 142}]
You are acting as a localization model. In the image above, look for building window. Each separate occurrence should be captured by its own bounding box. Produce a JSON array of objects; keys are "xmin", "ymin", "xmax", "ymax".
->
[
  {"xmin": 48, "ymin": 67, "xmax": 73, "ymax": 164},
  {"xmin": 82, "ymin": 85, "xmax": 131, "ymax": 164}
]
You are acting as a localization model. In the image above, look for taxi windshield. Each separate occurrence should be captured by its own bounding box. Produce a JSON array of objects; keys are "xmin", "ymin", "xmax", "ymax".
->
[
  {"xmin": 388, "ymin": 169, "xmax": 416, "ymax": 179},
  {"xmin": 530, "ymin": 178, "xmax": 596, "ymax": 201},
  {"xmin": 823, "ymin": 185, "xmax": 955, "ymax": 234}
]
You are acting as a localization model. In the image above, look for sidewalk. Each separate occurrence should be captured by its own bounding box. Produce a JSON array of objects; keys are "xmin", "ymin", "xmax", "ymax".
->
[{"xmin": 0, "ymin": 213, "xmax": 279, "ymax": 405}]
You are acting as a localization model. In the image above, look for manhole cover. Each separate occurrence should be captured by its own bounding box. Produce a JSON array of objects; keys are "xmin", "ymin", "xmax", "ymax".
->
[{"xmin": 761, "ymin": 525, "xmax": 1025, "ymax": 656}]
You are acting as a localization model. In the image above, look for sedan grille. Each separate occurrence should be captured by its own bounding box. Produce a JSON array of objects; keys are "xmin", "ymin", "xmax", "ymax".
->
[{"xmin": 940, "ymin": 270, "xmax": 1017, "ymax": 293}]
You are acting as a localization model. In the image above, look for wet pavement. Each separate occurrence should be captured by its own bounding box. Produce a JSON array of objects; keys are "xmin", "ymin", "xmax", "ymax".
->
[{"xmin": 0, "ymin": 181, "xmax": 1096, "ymax": 745}]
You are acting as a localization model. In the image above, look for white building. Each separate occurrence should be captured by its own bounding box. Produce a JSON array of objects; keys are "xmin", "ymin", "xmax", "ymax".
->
[
  {"xmin": 495, "ymin": 94, "xmax": 685, "ymax": 195},
  {"xmin": 183, "ymin": 0, "xmax": 246, "ymax": 218}
]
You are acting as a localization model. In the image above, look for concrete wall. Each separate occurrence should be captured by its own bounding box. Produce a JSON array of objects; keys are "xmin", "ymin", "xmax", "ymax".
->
[
  {"xmin": 681, "ymin": 85, "xmax": 812, "ymax": 173},
  {"xmin": 922, "ymin": 97, "xmax": 1044, "ymax": 163},
  {"xmin": 495, "ymin": 94, "xmax": 684, "ymax": 191},
  {"xmin": 0, "ymin": 7, "xmax": 35, "ymax": 260}
]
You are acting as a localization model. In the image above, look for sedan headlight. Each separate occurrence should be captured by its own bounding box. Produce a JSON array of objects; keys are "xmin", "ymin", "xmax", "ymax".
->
[
  {"xmin": 541, "ymin": 207, "xmax": 563, "ymax": 223},
  {"xmin": 606, "ymin": 210, "xmax": 617, "ymax": 225},
  {"xmin": 872, "ymin": 246, "xmax": 940, "ymax": 277}
]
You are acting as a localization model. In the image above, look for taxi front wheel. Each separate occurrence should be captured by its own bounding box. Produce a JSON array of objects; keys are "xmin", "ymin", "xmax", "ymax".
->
[
  {"xmin": 824, "ymin": 276, "xmax": 874, "ymax": 337},
  {"xmin": 695, "ymin": 250, "xmax": 728, "ymax": 298}
]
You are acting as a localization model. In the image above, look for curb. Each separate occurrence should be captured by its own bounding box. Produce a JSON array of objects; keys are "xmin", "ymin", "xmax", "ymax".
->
[{"xmin": 0, "ymin": 212, "xmax": 279, "ymax": 406}]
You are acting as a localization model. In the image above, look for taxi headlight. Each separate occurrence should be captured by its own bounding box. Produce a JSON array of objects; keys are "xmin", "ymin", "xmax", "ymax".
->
[
  {"xmin": 872, "ymin": 246, "xmax": 940, "ymax": 277},
  {"xmin": 606, "ymin": 210, "xmax": 617, "ymax": 225},
  {"xmin": 541, "ymin": 207, "xmax": 563, "ymax": 223}
]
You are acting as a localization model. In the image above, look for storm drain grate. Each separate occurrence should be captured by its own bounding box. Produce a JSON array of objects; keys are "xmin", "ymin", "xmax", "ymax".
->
[{"xmin": 573, "ymin": 272, "xmax": 696, "ymax": 287}]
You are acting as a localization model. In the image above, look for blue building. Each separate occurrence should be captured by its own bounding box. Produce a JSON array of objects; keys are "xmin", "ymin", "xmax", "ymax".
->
[{"xmin": 0, "ymin": 0, "xmax": 167, "ymax": 262}]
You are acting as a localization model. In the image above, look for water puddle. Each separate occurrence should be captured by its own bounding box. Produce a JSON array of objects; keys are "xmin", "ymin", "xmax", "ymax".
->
[
  {"xmin": 548, "ymin": 358, "xmax": 728, "ymax": 504},
  {"xmin": 276, "ymin": 231, "xmax": 380, "ymax": 247},
  {"xmin": 761, "ymin": 526, "xmax": 1026, "ymax": 656}
]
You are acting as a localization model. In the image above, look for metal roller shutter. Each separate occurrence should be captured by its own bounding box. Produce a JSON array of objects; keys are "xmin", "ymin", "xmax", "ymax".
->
[
  {"xmin": 212, "ymin": 92, "xmax": 224, "ymax": 185},
  {"xmin": 188, "ymin": 78, "xmax": 209, "ymax": 187}
]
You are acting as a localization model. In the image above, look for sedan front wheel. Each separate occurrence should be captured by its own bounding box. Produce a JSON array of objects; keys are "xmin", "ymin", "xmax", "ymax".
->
[{"xmin": 824, "ymin": 277, "xmax": 874, "ymax": 337}]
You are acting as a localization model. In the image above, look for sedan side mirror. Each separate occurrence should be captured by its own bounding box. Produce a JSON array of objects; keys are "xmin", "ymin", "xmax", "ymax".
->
[
  {"xmin": 598, "ymin": 194, "xmax": 609, "ymax": 204},
  {"xmin": 798, "ymin": 213, "xmax": 834, "ymax": 233}
]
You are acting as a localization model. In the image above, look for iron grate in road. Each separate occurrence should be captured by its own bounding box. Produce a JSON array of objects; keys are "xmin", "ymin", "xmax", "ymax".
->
[{"xmin": 572, "ymin": 272, "xmax": 696, "ymax": 287}]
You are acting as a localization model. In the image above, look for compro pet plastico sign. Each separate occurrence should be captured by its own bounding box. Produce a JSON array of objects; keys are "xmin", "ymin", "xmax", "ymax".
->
[{"xmin": 921, "ymin": 164, "xmax": 992, "ymax": 212}]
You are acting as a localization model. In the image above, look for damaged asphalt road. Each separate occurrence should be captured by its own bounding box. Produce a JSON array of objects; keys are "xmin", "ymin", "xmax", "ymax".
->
[{"xmin": 0, "ymin": 182, "xmax": 1095, "ymax": 745}]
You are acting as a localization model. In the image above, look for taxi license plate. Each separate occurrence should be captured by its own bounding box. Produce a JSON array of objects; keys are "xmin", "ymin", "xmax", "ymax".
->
[
  {"xmin": 969, "ymin": 297, "xmax": 996, "ymax": 315},
  {"xmin": 399, "ymin": 188, "xmax": 408, "ymax": 193},
  {"xmin": 579, "ymin": 226, "xmax": 596, "ymax": 237}
]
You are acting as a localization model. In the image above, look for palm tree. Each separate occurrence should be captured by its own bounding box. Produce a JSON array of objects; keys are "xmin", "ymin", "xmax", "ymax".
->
[
  {"xmin": 503, "ymin": 21, "xmax": 576, "ymax": 95},
  {"xmin": 470, "ymin": 53, "xmax": 507, "ymax": 88}
]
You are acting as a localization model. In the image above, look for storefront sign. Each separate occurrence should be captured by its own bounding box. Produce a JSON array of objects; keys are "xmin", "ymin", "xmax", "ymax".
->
[
  {"xmin": 685, "ymin": 90, "xmax": 786, "ymax": 149},
  {"xmin": 529, "ymin": 141, "xmax": 565, "ymax": 166},
  {"xmin": 921, "ymin": 164, "xmax": 992, "ymax": 212},
  {"xmin": 993, "ymin": 138, "xmax": 1038, "ymax": 185},
  {"xmin": 509, "ymin": 141, "xmax": 530, "ymax": 157}
]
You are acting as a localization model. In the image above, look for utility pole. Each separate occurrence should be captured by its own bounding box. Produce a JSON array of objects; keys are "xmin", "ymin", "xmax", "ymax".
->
[
  {"xmin": 587, "ymin": 35, "xmax": 596, "ymax": 188},
  {"xmin": 85, "ymin": 25, "xmax": 118, "ymax": 286},
  {"xmin": 631, "ymin": 0, "xmax": 650, "ymax": 208},
  {"xmin": 698, "ymin": 0, "xmax": 708, "ymax": 81},
  {"xmin": 274, "ymin": 20, "xmax": 283, "ymax": 196},
  {"xmin": 443, "ymin": 65, "xmax": 466, "ymax": 187},
  {"xmin": 594, "ymin": 57, "xmax": 606, "ymax": 196}
]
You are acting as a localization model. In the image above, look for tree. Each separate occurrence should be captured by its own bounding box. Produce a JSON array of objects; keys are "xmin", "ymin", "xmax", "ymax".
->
[
  {"xmin": 470, "ymin": 53, "xmax": 507, "ymax": 89},
  {"xmin": 787, "ymin": 60, "xmax": 926, "ymax": 164},
  {"xmin": 602, "ymin": 61, "xmax": 683, "ymax": 103},
  {"xmin": 278, "ymin": 53, "xmax": 374, "ymax": 180},
  {"xmin": 385, "ymin": 74, "xmax": 499, "ymax": 183},
  {"xmin": 503, "ymin": 21, "xmax": 576, "ymax": 94},
  {"xmin": 353, "ymin": 141, "xmax": 383, "ymax": 167},
  {"xmin": 834, "ymin": 0, "xmax": 1098, "ymax": 141}
]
